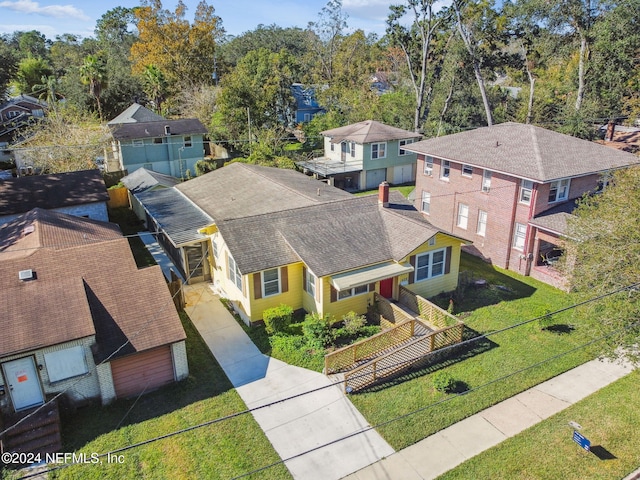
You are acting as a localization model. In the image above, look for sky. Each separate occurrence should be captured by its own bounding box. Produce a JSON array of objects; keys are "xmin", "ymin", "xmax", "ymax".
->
[{"xmin": 0, "ymin": 0, "xmax": 405, "ymax": 40}]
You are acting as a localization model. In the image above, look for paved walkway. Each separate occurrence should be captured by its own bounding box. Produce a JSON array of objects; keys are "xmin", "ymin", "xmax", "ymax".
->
[
  {"xmin": 183, "ymin": 284, "xmax": 394, "ymax": 480},
  {"xmin": 344, "ymin": 357, "xmax": 634, "ymax": 480}
]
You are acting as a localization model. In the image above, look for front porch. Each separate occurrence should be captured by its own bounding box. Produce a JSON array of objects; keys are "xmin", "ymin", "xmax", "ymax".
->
[{"xmin": 0, "ymin": 400, "xmax": 62, "ymax": 458}]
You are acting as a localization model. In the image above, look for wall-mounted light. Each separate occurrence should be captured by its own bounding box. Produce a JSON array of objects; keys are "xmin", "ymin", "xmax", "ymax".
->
[{"xmin": 37, "ymin": 364, "xmax": 44, "ymax": 371}]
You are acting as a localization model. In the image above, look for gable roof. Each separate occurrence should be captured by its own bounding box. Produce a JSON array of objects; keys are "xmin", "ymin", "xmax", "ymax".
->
[
  {"xmin": 121, "ymin": 167, "xmax": 180, "ymax": 194},
  {"xmin": 109, "ymin": 118, "xmax": 207, "ymax": 140},
  {"xmin": 321, "ymin": 120, "xmax": 420, "ymax": 144},
  {"xmin": 406, "ymin": 122, "xmax": 640, "ymax": 182},
  {"xmin": 216, "ymin": 192, "xmax": 459, "ymax": 277},
  {"xmin": 0, "ymin": 209, "xmax": 185, "ymax": 360},
  {"xmin": 107, "ymin": 103, "xmax": 164, "ymax": 125},
  {"xmin": 0, "ymin": 169, "xmax": 108, "ymax": 217},
  {"xmin": 177, "ymin": 163, "xmax": 352, "ymax": 222},
  {"xmin": 136, "ymin": 188, "xmax": 212, "ymax": 247}
]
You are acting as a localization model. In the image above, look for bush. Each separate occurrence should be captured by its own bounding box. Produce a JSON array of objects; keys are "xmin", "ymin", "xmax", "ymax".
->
[
  {"xmin": 432, "ymin": 371, "xmax": 455, "ymax": 393},
  {"xmin": 263, "ymin": 304, "xmax": 293, "ymax": 335},
  {"xmin": 302, "ymin": 312, "xmax": 334, "ymax": 349},
  {"xmin": 341, "ymin": 311, "xmax": 366, "ymax": 336}
]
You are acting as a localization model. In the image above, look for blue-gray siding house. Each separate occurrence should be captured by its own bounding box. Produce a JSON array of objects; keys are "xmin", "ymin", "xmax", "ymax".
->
[{"xmin": 291, "ymin": 84, "xmax": 324, "ymax": 124}]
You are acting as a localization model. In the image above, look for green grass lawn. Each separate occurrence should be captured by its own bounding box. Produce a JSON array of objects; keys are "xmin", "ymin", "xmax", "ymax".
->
[
  {"xmin": 49, "ymin": 312, "xmax": 290, "ymax": 480},
  {"xmin": 438, "ymin": 370, "xmax": 640, "ymax": 480},
  {"xmin": 353, "ymin": 185, "xmax": 415, "ymax": 198},
  {"xmin": 349, "ymin": 252, "xmax": 603, "ymax": 450}
]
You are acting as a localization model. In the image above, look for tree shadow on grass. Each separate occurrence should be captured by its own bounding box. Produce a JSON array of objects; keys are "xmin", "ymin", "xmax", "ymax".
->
[
  {"xmin": 543, "ymin": 324, "xmax": 576, "ymax": 334},
  {"xmin": 356, "ymin": 325, "xmax": 498, "ymax": 393}
]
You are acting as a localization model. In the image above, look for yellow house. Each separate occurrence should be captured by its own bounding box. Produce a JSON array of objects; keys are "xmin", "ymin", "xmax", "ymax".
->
[{"xmin": 179, "ymin": 163, "xmax": 469, "ymax": 325}]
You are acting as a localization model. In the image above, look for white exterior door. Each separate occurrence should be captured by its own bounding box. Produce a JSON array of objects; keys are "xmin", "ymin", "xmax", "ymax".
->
[
  {"xmin": 393, "ymin": 164, "xmax": 415, "ymax": 185},
  {"xmin": 366, "ymin": 168, "xmax": 387, "ymax": 189},
  {"xmin": 2, "ymin": 356, "xmax": 45, "ymax": 411}
]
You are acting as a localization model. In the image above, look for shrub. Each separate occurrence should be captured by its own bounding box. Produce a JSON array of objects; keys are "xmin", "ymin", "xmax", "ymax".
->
[
  {"xmin": 263, "ymin": 304, "xmax": 293, "ymax": 335},
  {"xmin": 432, "ymin": 371, "xmax": 455, "ymax": 393},
  {"xmin": 341, "ymin": 311, "xmax": 366, "ymax": 336},
  {"xmin": 302, "ymin": 312, "xmax": 334, "ymax": 349}
]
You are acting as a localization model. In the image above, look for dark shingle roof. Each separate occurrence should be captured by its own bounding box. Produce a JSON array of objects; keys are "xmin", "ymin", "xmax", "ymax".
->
[
  {"xmin": 107, "ymin": 103, "xmax": 164, "ymax": 125},
  {"xmin": 121, "ymin": 167, "xmax": 180, "ymax": 194},
  {"xmin": 177, "ymin": 163, "xmax": 352, "ymax": 221},
  {"xmin": 0, "ymin": 210, "xmax": 185, "ymax": 359},
  {"xmin": 406, "ymin": 122, "xmax": 640, "ymax": 182},
  {"xmin": 321, "ymin": 120, "xmax": 420, "ymax": 144},
  {"xmin": 109, "ymin": 118, "xmax": 207, "ymax": 140},
  {"xmin": 529, "ymin": 199, "xmax": 580, "ymax": 236},
  {"xmin": 136, "ymin": 188, "xmax": 212, "ymax": 246},
  {"xmin": 216, "ymin": 192, "xmax": 446, "ymax": 277},
  {"xmin": 0, "ymin": 170, "xmax": 108, "ymax": 216}
]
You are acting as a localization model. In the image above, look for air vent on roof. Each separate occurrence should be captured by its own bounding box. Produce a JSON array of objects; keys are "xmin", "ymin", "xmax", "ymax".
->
[
  {"xmin": 23, "ymin": 225, "xmax": 35, "ymax": 235},
  {"xmin": 19, "ymin": 269, "xmax": 34, "ymax": 281}
]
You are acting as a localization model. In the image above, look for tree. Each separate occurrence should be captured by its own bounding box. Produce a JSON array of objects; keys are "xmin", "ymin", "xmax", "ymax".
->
[
  {"xmin": 32, "ymin": 75, "xmax": 61, "ymax": 111},
  {"xmin": 305, "ymin": 0, "xmax": 349, "ymax": 85},
  {"xmin": 566, "ymin": 166, "xmax": 640, "ymax": 363},
  {"xmin": 386, "ymin": 0, "xmax": 450, "ymax": 132},
  {"xmin": 15, "ymin": 30, "xmax": 50, "ymax": 59},
  {"xmin": 0, "ymin": 36, "xmax": 18, "ymax": 100},
  {"xmin": 13, "ymin": 56, "xmax": 53, "ymax": 94},
  {"xmin": 79, "ymin": 54, "xmax": 108, "ymax": 119},
  {"xmin": 142, "ymin": 64, "xmax": 167, "ymax": 113}
]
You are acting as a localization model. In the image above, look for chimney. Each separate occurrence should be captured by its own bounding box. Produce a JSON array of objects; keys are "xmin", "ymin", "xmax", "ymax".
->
[
  {"xmin": 378, "ymin": 181, "xmax": 389, "ymax": 207},
  {"xmin": 164, "ymin": 125, "xmax": 171, "ymax": 136}
]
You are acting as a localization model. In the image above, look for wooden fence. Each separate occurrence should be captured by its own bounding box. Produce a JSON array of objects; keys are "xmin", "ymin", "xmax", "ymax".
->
[
  {"xmin": 167, "ymin": 269, "xmax": 185, "ymax": 311},
  {"xmin": 107, "ymin": 187, "xmax": 129, "ymax": 208},
  {"xmin": 342, "ymin": 321, "xmax": 465, "ymax": 393},
  {"xmin": 399, "ymin": 285, "xmax": 458, "ymax": 329}
]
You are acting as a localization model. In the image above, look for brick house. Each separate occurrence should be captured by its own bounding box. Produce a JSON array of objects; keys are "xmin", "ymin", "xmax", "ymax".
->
[{"xmin": 408, "ymin": 122, "xmax": 640, "ymax": 288}]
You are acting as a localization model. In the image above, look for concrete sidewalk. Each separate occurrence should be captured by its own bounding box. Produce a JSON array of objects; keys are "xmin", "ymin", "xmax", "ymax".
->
[
  {"xmin": 183, "ymin": 284, "xmax": 394, "ymax": 480},
  {"xmin": 344, "ymin": 357, "xmax": 633, "ymax": 480}
]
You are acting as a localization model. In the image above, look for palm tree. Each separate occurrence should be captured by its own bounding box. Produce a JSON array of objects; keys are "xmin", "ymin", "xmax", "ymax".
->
[
  {"xmin": 80, "ymin": 54, "xmax": 107, "ymax": 120},
  {"xmin": 142, "ymin": 64, "xmax": 167, "ymax": 114},
  {"xmin": 32, "ymin": 75, "xmax": 61, "ymax": 113}
]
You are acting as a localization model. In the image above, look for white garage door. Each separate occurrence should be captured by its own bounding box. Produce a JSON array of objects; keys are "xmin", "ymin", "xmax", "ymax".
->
[
  {"xmin": 366, "ymin": 168, "xmax": 387, "ymax": 189},
  {"xmin": 393, "ymin": 164, "xmax": 415, "ymax": 185}
]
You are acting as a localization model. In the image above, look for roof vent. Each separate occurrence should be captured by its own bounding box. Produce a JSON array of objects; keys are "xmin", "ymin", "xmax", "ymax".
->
[
  {"xmin": 19, "ymin": 269, "xmax": 34, "ymax": 281},
  {"xmin": 23, "ymin": 225, "xmax": 35, "ymax": 235}
]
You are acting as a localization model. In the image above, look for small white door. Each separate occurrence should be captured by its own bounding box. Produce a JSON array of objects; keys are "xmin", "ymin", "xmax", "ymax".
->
[
  {"xmin": 2, "ymin": 357, "xmax": 44, "ymax": 411},
  {"xmin": 366, "ymin": 168, "xmax": 387, "ymax": 189},
  {"xmin": 393, "ymin": 164, "xmax": 415, "ymax": 185}
]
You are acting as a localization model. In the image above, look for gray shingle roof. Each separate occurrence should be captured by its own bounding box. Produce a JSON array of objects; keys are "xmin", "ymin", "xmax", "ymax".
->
[
  {"xmin": 529, "ymin": 199, "xmax": 580, "ymax": 236},
  {"xmin": 0, "ymin": 169, "xmax": 108, "ymax": 216},
  {"xmin": 177, "ymin": 163, "xmax": 352, "ymax": 221},
  {"xmin": 321, "ymin": 120, "xmax": 421, "ymax": 144},
  {"xmin": 406, "ymin": 122, "xmax": 640, "ymax": 182},
  {"xmin": 216, "ymin": 192, "xmax": 447, "ymax": 277},
  {"xmin": 137, "ymin": 188, "xmax": 212, "ymax": 247},
  {"xmin": 121, "ymin": 167, "xmax": 180, "ymax": 194},
  {"xmin": 107, "ymin": 103, "xmax": 164, "ymax": 125},
  {"xmin": 109, "ymin": 118, "xmax": 207, "ymax": 140}
]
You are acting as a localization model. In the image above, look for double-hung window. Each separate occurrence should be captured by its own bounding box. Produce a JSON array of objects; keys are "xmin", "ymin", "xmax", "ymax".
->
[
  {"xmin": 305, "ymin": 269, "xmax": 317, "ymax": 298},
  {"xmin": 399, "ymin": 139, "xmax": 414, "ymax": 155},
  {"xmin": 415, "ymin": 249, "xmax": 446, "ymax": 281},
  {"xmin": 338, "ymin": 284, "xmax": 369, "ymax": 300},
  {"xmin": 262, "ymin": 268, "xmax": 280, "ymax": 297},
  {"xmin": 482, "ymin": 170, "xmax": 492, "ymax": 192},
  {"xmin": 371, "ymin": 142, "xmax": 386, "ymax": 159},
  {"xmin": 228, "ymin": 255, "xmax": 242, "ymax": 291},
  {"xmin": 421, "ymin": 191, "xmax": 431, "ymax": 214},
  {"xmin": 548, "ymin": 179, "xmax": 570, "ymax": 203},
  {"xmin": 350, "ymin": 141, "xmax": 356, "ymax": 157},
  {"xmin": 212, "ymin": 236, "xmax": 219, "ymax": 259},
  {"xmin": 520, "ymin": 180, "xmax": 533, "ymax": 204},
  {"xmin": 457, "ymin": 203, "xmax": 469, "ymax": 229},
  {"xmin": 462, "ymin": 164, "xmax": 473, "ymax": 177},
  {"xmin": 477, "ymin": 210, "xmax": 487, "ymax": 236},
  {"xmin": 513, "ymin": 223, "xmax": 527, "ymax": 250},
  {"xmin": 441, "ymin": 160, "xmax": 450, "ymax": 179},
  {"xmin": 424, "ymin": 156, "xmax": 434, "ymax": 176},
  {"xmin": 183, "ymin": 136, "xmax": 192, "ymax": 148}
]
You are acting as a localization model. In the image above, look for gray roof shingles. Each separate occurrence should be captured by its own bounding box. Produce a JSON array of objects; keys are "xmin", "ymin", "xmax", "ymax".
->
[
  {"xmin": 406, "ymin": 122, "xmax": 640, "ymax": 182},
  {"xmin": 121, "ymin": 167, "xmax": 180, "ymax": 194},
  {"xmin": 109, "ymin": 118, "xmax": 207, "ymax": 140},
  {"xmin": 321, "ymin": 120, "xmax": 421, "ymax": 144}
]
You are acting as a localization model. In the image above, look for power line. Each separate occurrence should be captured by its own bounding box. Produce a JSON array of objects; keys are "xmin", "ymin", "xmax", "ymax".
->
[{"xmin": 15, "ymin": 280, "xmax": 639, "ymax": 478}]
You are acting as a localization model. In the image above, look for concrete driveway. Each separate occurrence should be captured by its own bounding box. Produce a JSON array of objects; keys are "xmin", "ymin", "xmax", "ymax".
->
[{"xmin": 184, "ymin": 284, "xmax": 394, "ymax": 480}]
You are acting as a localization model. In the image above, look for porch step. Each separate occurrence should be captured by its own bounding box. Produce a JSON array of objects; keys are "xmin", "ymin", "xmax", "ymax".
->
[{"xmin": 1, "ymin": 402, "xmax": 62, "ymax": 457}]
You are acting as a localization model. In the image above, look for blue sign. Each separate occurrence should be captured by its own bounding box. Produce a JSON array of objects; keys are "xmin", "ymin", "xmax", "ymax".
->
[{"xmin": 573, "ymin": 430, "xmax": 591, "ymax": 451}]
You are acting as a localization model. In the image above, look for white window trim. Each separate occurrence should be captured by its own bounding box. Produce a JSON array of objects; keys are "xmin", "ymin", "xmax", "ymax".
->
[
  {"xmin": 350, "ymin": 141, "xmax": 356, "ymax": 157},
  {"xmin": 424, "ymin": 156, "xmax": 434, "ymax": 176},
  {"xmin": 519, "ymin": 179, "xmax": 533, "ymax": 204},
  {"xmin": 421, "ymin": 191, "xmax": 431, "ymax": 214},
  {"xmin": 44, "ymin": 346, "xmax": 88, "ymax": 383},
  {"xmin": 212, "ymin": 236, "xmax": 219, "ymax": 259},
  {"xmin": 337, "ymin": 284, "xmax": 370, "ymax": 300},
  {"xmin": 228, "ymin": 255, "xmax": 242, "ymax": 291},
  {"xmin": 371, "ymin": 142, "xmax": 387, "ymax": 160},
  {"xmin": 462, "ymin": 164, "xmax": 473, "ymax": 177},
  {"xmin": 440, "ymin": 160, "xmax": 450, "ymax": 180},
  {"xmin": 132, "ymin": 139, "xmax": 144, "ymax": 147},
  {"xmin": 183, "ymin": 136, "xmax": 192, "ymax": 148},
  {"xmin": 513, "ymin": 222, "xmax": 527, "ymax": 250},
  {"xmin": 477, "ymin": 210, "xmax": 487, "ymax": 236},
  {"xmin": 305, "ymin": 269, "xmax": 317, "ymax": 298},
  {"xmin": 457, "ymin": 203, "xmax": 469, "ymax": 230},
  {"xmin": 415, "ymin": 248, "xmax": 446, "ymax": 282},
  {"xmin": 261, "ymin": 268, "xmax": 281, "ymax": 298},
  {"xmin": 482, "ymin": 170, "xmax": 492, "ymax": 192},
  {"xmin": 548, "ymin": 178, "xmax": 570, "ymax": 203},
  {"xmin": 399, "ymin": 139, "xmax": 414, "ymax": 156}
]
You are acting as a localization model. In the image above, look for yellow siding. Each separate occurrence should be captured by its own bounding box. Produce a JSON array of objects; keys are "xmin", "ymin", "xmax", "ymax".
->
[
  {"xmin": 247, "ymin": 263, "xmax": 305, "ymax": 321},
  {"xmin": 211, "ymin": 235, "xmax": 248, "ymax": 314},
  {"xmin": 401, "ymin": 233, "xmax": 462, "ymax": 298},
  {"xmin": 320, "ymin": 276, "xmax": 375, "ymax": 321}
]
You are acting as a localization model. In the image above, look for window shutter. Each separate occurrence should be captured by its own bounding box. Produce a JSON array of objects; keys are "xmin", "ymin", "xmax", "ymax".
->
[
  {"xmin": 445, "ymin": 246, "xmax": 452, "ymax": 274},
  {"xmin": 408, "ymin": 255, "xmax": 416, "ymax": 284},
  {"xmin": 302, "ymin": 266, "xmax": 307, "ymax": 292},
  {"xmin": 281, "ymin": 266, "xmax": 288, "ymax": 293},
  {"xmin": 315, "ymin": 278, "xmax": 320, "ymax": 301},
  {"xmin": 330, "ymin": 285, "xmax": 337, "ymax": 303},
  {"xmin": 253, "ymin": 273, "xmax": 262, "ymax": 300}
]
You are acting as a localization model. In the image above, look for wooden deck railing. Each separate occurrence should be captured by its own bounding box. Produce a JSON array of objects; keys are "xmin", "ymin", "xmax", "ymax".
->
[
  {"xmin": 399, "ymin": 285, "xmax": 458, "ymax": 329},
  {"xmin": 343, "ymin": 321, "xmax": 465, "ymax": 393},
  {"xmin": 324, "ymin": 319, "xmax": 417, "ymax": 374}
]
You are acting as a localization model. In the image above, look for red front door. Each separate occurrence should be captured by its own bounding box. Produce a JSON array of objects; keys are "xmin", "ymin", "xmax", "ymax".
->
[{"xmin": 379, "ymin": 278, "xmax": 393, "ymax": 299}]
